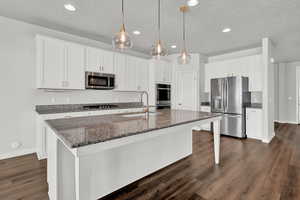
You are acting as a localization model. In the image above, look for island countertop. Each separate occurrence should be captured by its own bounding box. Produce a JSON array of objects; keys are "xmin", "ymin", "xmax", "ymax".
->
[{"xmin": 46, "ymin": 109, "xmax": 222, "ymax": 149}]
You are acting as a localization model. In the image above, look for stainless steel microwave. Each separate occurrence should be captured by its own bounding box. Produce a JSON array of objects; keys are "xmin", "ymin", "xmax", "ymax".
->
[{"xmin": 85, "ymin": 72, "xmax": 115, "ymax": 90}]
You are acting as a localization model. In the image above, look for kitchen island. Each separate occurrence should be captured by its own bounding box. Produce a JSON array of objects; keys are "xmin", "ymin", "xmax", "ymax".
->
[{"xmin": 45, "ymin": 109, "xmax": 222, "ymax": 200}]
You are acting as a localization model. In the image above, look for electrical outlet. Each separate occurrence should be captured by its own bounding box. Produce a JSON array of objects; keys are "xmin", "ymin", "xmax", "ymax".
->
[
  {"xmin": 51, "ymin": 97, "xmax": 56, "ymax": 103},
  {"xmin": 66, "ymin": 97, "xmax": 70, "ymax": 103},
  {"xmin": 11, "ymin": 141, "xmax": 21, "ymax": 149}
]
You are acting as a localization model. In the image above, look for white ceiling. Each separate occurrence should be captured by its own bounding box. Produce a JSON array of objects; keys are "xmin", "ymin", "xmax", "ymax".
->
[{"xmin": 0, "ymin": 0, "xmax": 300, "ymax": 62}]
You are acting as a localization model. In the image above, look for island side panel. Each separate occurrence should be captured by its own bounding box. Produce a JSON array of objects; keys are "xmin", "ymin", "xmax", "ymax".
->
[{"xmin": 73, "ymin": 125, "xmax": 193, "ymax": 200}]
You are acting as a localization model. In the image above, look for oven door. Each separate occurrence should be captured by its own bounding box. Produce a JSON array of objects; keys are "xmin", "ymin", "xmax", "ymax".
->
[
  {"xmin": 156, "ymin": 84, "xmax": 171, "ymax": 107},
  {"xmin": 85, "ymin": 72, "xmax": 115, "ymax": 89}
]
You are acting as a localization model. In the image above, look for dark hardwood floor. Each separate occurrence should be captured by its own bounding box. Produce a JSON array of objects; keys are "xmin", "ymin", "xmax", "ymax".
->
[{"xmin": 1, "ymin": 123, "xmax": 300, "ymax": 200}]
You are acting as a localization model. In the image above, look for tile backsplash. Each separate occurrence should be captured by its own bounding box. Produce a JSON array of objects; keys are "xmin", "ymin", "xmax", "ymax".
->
[{"xmin": 250, "ymin": 91, "xmax": 262, "ymax": 103}]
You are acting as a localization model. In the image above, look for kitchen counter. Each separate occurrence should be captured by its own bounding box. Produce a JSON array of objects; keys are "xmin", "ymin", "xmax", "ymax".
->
[
  {"xmin": 45, "ymin": 109, "xmax": 222, "ymax": 200},
  {"xmin": 46, "ymin": 109, "xmax": 221, "ymax": 148},
  {"xmin": 244, "ymin": 103, "xmax": 262, "ymax": 109},
  {"xmin": 36, "ymin": 102, "xmax": 147, "ymax": 115}
]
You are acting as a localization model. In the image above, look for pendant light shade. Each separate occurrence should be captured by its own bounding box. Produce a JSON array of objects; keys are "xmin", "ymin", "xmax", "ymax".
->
[
  {"xmin": 151, "ymin": 0, "xmax": 167, "ymax": 58},
  {"xmin": 178, "ymin": 48, "xmax": 192, "ymax": 64},
  {"xmin": 112, "ymin": 0, "xmax": 132, "ymax": 50},
  {"xmin": 178, "ymin": 6, "xmax": 191, "ymax": 64}
]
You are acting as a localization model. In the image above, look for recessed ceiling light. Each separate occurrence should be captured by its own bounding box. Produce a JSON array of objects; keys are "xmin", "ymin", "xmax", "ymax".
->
[
  {"xmin": 187, "ymin": 0, "xmax": 199, "ymax": 7},
  {"xmin": 64, "ymin": 3, "xmax": 76, "ymax": 12},
  {"xmin": 171, "ymin": 45, "xmax": 177, "ymax": 49},
  {"xmin": 222, "ymin": 28, "xmax": 231, "ymax": 33},
  {"xmin": 132, "ymin": 30, "xmax": 141, "ymax": 35}
]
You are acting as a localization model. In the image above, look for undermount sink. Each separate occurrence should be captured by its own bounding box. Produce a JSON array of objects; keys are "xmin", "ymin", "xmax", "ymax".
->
[{"xmin": 121, "ymin": 112, "xmax": 160, "ymax": 118}]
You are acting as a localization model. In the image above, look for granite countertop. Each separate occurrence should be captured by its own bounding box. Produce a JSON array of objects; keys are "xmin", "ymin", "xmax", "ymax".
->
[
  {"xmin": 46, "ymin": 109, "xmax": 221, "ymax": 149},
  {"xmin": 244, "ymin": 103, "xmax": 262, "ymax": 109},
  {"xmin": 36, "ymin": 102, "xmax": 151, "ymax": 115}
]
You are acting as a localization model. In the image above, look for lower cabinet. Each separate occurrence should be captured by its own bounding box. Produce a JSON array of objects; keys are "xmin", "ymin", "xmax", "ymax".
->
[
  {"xmin": 246, "ymin": 108, "xmax": 263, "ymax": 140},
  {"xmin": 200, "ymin": 106, "xmax": 211, "ymax": 131}
]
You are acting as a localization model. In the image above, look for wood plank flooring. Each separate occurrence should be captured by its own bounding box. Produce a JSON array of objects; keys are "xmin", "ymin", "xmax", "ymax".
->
[{"xmin": 0, "ymin": 123, "xmax": 300, "ymax": 200}]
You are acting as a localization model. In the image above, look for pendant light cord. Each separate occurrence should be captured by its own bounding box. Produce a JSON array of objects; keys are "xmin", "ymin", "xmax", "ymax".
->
[
  {"xmin": 183, "ymin": 10, "xmax": 186, "ymax": 49},
  {"xmin": 158, "ymin": 0, "xmax": 161, "ymax": 40},
  {"xmin": 122, "ymin": 0, "xmax": 125, "ymax": 25}
]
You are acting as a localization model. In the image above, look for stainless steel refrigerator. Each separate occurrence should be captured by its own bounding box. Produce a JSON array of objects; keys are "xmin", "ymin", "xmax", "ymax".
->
[{"xmin": 211, "ymin": 77, "xmax": 250, "ymax": 138}]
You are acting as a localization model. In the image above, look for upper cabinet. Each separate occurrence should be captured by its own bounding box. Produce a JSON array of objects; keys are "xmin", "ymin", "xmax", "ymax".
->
[
  {"xmin": 36, "ymin": 35, "xmax": 149, "ymax": 91},
  {"xmin": 36, "ymin": 35, "xmax": 85, "ymax": 90},
  {"xmin": 85, "ymin": 47, "xmax": 114, "ymax": 74},
  {"xmin": 204, "ymin": 54, "xmax": 262, "ymax": 92},
  {"xmin": 114, "ymin": 53, "xmax": 149, "ymax": 92},
  {"xmin": 154, "ymin": 60, "xmax": 172, "ymax": 83}
]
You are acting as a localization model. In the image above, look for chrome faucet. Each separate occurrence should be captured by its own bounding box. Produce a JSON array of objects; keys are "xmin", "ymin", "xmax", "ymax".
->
[{"xmin": 140, "ymin": 91, "xmax": 149, "ymax": 118}]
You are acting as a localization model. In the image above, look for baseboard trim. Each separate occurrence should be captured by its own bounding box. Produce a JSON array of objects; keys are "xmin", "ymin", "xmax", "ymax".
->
[
  {"xmin": 0, "ymin": 148, "xmax": 36, "ymax": 160},
  {"xmin": 262, "ymin": 132, "xmax": 275, "ymax": 144},
  {"xmin": 274, "ymin": 120, "xmax": 298, "ymax": 124}
]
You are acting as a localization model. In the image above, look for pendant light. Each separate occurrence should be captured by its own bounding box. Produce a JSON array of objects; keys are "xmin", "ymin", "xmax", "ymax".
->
[
  {"xmin": 112, "ymin": 0, "xmax": 132, "ymax": 50},
  {"xmin": 178, "ymin": 6, "xmax": 191, "ymax": 64},
  {"xmin": 151, "ymin": 0, "xmax": 167, "ymax": 58}
]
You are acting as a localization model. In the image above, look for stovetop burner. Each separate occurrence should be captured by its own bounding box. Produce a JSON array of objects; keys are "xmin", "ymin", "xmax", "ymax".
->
[{"xmin": 82, "ymin": 104, "xmax": 119, "ymax": 110}]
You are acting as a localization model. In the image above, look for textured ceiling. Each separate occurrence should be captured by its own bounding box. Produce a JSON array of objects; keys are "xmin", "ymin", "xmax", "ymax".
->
[{"xmin": 0, "ymin": 0, "xmax": 299, "ymax": 62}]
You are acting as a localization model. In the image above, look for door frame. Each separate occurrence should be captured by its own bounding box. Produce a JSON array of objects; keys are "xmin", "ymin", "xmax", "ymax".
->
[{"xmin": 296, "ymin": 66, "xmax": 300, "ymax": 124}]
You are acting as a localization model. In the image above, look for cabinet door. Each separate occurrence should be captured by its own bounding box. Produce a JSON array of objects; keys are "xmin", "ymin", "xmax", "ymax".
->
[
  {"xmin": 102, "ymin": 50, "xmax": 114, "ymax": 74},
  {"xmin": 65, "ymin": 42, "xmax": 85, "ymax": 89},
  {"xmin": 126, "ymin": 56, "xmax": 138, "ymax": 91},
  {"xmin": 164, "ymin": 63, "xmax": 172, "ymax": 83},
  {"xmin": 200, "ymin": 106, "xmax": 211, "ymax": 131},
  {"xmin": 136, "ymin": 59, "xmax": 149, "ymax": 91},
  {"xmin": 85, "ymin": 47, "xmax": 102, "ymax": 72},
  {"xmin": 248, "ymin": 55, "xmax": 262, "ymax": 91},
  {"xmin": 246, "ymin": 108, "xmax": 262, "ymax": 140},
  {"xmin": 155, "ymin": 60, "xmax": 165, "ymax": 83},
  {"xmin": 41, "ymin": 38, "xmax": 65, "ymax": 89},
  {"xmin": 176, "ymin": 71, "xmax": 198, "ymax": 111},
  {"xmin": 85, "ymin": 47, "xmax": 114, "ymax": 74},
  {"xmin": 114, "ymin": 53, "xmax": 127, "ymax": 91}
]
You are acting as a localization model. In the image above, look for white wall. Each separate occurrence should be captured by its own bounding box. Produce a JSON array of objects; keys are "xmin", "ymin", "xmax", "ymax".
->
[
  {"xmin": 0, "ymin": 16, "xmax": 146, "ymax": 158},
  {"xmin": 276, "ymin": 61, "xmax": 300, "ymax": 123}
]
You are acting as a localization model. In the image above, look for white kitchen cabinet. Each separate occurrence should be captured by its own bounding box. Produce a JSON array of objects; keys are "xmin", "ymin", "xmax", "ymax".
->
[
  {"xmin": 200, "ymin": 106, "xmax": 211, "ymax": 131},
  {"xmin": 246, "ymin": 108, "xmax": 263, "ymax": 140},
  {"xmin": 248, "ymin": 55, "xmax": 263, "ymax": 91},
  {"xmin": 65, "ymin": 42, "xmax": 85, "ymax": 89},
  {"xmin": 204, "ymin": 54, "xmax": 263, "ymax": 92},
  {"xmin": 113, "ymin": 53, "xmax": 127, "ymax": 91},
  {"xmin": 114, "ymin": 54, "xmax": 149, "ymax": 92},
  {"xmin": 36, "ymin": 35, "xmax": 85, "ymax": 90},
  {"xmin": 174, "ymin": 70, "xmax": 198, "ymax": 111},
  {"xmin": 85, "ymin": 47, "xmax": 114, "ymax": 74},
  {"xmin": 136, "ymin": 58, "xmax": 149, "ymax": 91},
  {"xmin": 154, "ymin": 60, "xmax": 172, "ymax": 83}
]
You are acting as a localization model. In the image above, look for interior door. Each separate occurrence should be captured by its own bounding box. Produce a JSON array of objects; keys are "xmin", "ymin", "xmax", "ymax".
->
[{"xmin": 176, "ymin": 71, "xmax": 197, "ymax": 111}]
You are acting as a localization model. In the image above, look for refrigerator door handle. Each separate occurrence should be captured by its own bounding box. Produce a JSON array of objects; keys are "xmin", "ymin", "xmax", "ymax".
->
[
  {"xmin": 226, "ymin": 78, "xmax": 229, "ymax": 111},
  {"xmin": 222, "ymin": 80, "xmax": 225, "ymax": 111}
]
